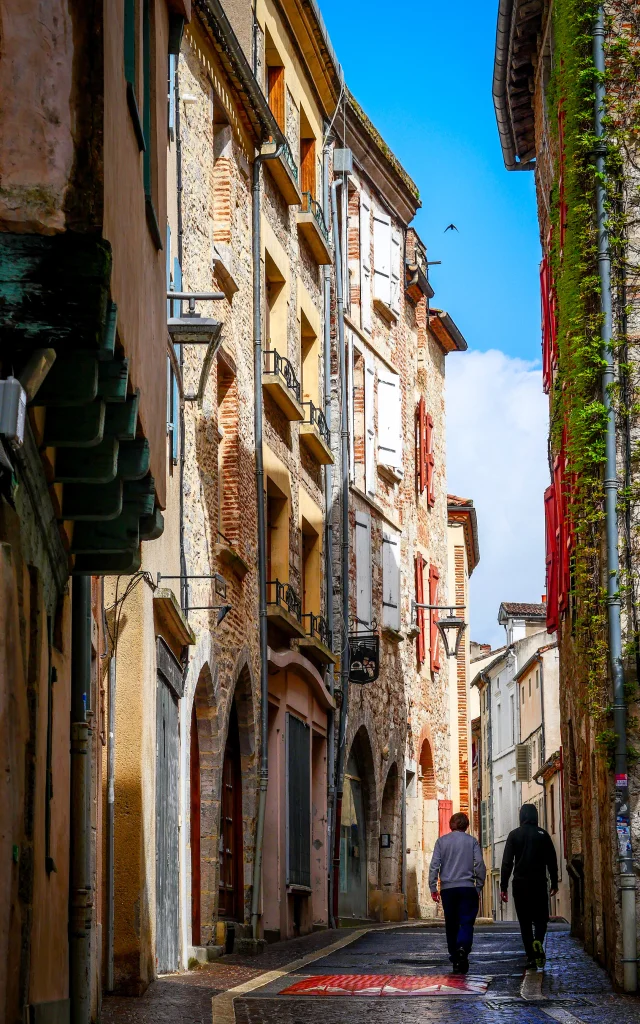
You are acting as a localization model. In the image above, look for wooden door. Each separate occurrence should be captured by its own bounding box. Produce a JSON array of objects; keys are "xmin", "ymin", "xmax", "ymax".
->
[
  {"xmin": 218, "ymin": 702, "xmax": 243, "ymax": 919},
  {"xmin": 300, "ymin": 137, "xmax": 316, "ymax": 200},
  {"xmin": 190, "ymin": 705, "xmax": 201, "ymax": 945},
  {"xmin": 156, "ymin": 679, "xmax": 180, "ymax": 972}
]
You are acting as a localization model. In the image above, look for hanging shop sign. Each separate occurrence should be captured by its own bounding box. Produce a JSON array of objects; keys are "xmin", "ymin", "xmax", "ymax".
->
[{"xmin": 348, "ymin": 633, "xmax": 380, "ymax": 684}]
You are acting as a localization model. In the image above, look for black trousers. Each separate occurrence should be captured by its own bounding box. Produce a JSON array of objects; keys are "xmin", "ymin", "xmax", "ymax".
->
[
  {"xmin": 440, "ymin": 886, "xmax": 480, "ymax": 959},
  {"xmin": 512, "ymin": 881, "xmax": 549, "ymax": 959}
]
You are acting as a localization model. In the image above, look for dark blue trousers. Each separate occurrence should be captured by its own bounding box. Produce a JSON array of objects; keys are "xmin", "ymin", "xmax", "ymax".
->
[{"xmin": 440, "ymin": 886, "xmax": 480, "ymax": 959}]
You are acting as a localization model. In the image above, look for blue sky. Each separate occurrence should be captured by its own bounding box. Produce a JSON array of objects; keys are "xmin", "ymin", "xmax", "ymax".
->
[
  {"xmin": 321, "ymin": 0, "xmax": 549, "ymax": 645},
  {"xmin": 320, "ymin": 0, "xmax": 542, "ymax": 362}
]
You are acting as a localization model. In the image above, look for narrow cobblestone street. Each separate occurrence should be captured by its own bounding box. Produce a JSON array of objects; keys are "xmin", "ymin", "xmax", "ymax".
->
[{"xmin": 102, "ymin": 924, "xmax": 638, "ymax": 1024}]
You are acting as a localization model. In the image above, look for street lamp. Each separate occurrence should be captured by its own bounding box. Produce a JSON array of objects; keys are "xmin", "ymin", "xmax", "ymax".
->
[{"xmin": 410, "ymin": 602, "xmax": 467, "ymax": 659}]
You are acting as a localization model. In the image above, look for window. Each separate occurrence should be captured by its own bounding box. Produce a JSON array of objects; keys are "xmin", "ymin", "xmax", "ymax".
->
[
  {"xmin": 372, "ymin": 209, "xmax": 402, "ymax": 315},
  {"xmin": 355, "ymin": 511, "xmax": 372, "ymax": 630},
  {"xmin": 299, "ymin": 106, "xmax": 316, "ymax": 201},
  {"xmin": 287, "ymin": 714, "xmax": 310, "ymax": 887},
  {"xmin": 528, "ymin": 676, "xmax": 532, "ymax": 698},
  {"xmin": 218, "ymin": 365, "xmax": 239, "ymax": 542},
  {"xmin": 428, "ymin": 563, "xmax": 440, "ymax": 674},
  {"xmin": 549, "ymin": 783, "xmax": 556, "ymax": 834},
  {"xmin": 509, "ymin": 693, "xmax": 515, "ymax": 745},
  {"xmin": 417, "ymin": 397, "xmax": 435, "ymax": 505},
  {"xmin": 266, "ymin": 31, "xmax": 285, "ymax": 130},
  {"xmin": 377, "ymin": 369, "xmax": 402, "ymax": 477},
  {"xmin": 301, "ymin": 515, "xmax": 321, "ymax": 617},
  {"xmin": 382, "ymin": 530, "xmax": 400, "ymax": 632},
  {"xmin": 165, "ymin": 224, "xmax": 180, "ymax": 464},
  {"xmin": 536, "ymin": 669, "xmax": 539, "ymax": 689},
  {"xmin": 266, "ymin": 476, "xmax": 289, "ymax": 598},
  {"xmin": 264, "ymin": 251, "xmax": 286, "ymax": 350},
  {"xmin": 300, "ymin": 308, "xmax": 319, "ymax": 405},
  {"xmin": 497, "ymin": 786, "xmax": 503, "ymax": 836},
  {"xmin": 364, "ymin": 352, "xmax": 375, "ymax": 498},
  {"xmin": 521, "ymin": 685, "xmax": 525, "ymax": 705}
]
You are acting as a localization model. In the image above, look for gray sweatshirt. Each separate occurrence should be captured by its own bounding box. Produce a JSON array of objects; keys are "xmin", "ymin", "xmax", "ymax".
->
[{"xmin": 428, "ymin": 830, "xmax": 486, "ymax": 892}]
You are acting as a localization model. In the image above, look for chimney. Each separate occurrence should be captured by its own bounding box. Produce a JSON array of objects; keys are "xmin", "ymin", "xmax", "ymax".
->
[{"xmin": 541, "ymin": 594, "xmax": 547, "ymax": 604}]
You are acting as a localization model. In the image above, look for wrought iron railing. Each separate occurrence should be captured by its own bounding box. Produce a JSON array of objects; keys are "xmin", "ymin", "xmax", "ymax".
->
[
  {"xmin": 279, "ymin": 137, "xmax": 299, "ymax": 183},
  {"xmin": 303, "ymin": 400, "xmax": 330, "ymax": 446},
  {"xmin": 267, "ymin": 579, "xmax": 302, "ymax": 622},
  {"xmin": 302, "ymin": 611, "xmax": 332, "ymax": 650},
  {"xmin": 302, "ymin": 192, "xmax": 329, "ymax": 243},
  {"xmin": 264, "ymin": 348, "xmax": 301, "ymax": 404}
]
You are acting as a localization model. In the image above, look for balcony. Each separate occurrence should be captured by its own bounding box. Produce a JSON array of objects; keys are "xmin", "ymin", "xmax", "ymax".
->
[
  {"xmin": 300, "ymin": 400, "xmax": 333, "ymax": 464},
  {"xmin": 266, "ymin": 579, "xmax": 306, "ymax": 637},
  {"xmin": 298, "ymin": 612, "xmax": 336, "ymax": 665},
  {"xmin": 263, "ymin": 349, "xmax": 304, "ymax": 421},
  {"xmin": 266, "ymin": 138, "xmax": 302, "ymax": 206},
  {"xmin": 297, "ymin": 193, "xmax": 332, "ymax": 265}
]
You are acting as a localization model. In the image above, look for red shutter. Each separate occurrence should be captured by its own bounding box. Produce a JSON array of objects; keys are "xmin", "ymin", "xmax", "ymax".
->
[
  {"xmin": 429, "ymin": 564, "xmax": 440, "ymax": 673},
  {"xmin": 541, "ymin": 255, "xmax": 552, "ymax": 395},
  {"xmin": 415, "ymin": 553, "xmax": 426, "ymax": 665},
  {"xmin": 438, "ymin": 799, "xmax": 453, "ymax": 837},
  {"xmin": 426, "ymin": 413, "xmax": 435, "ymax": 507},
  {"xmin": 544, "ymin": 484, "xmax": 558, "ymax": 633},
  {"xmin": 554, "ymin": 449, "xmax": 570, "ymax": 615}
]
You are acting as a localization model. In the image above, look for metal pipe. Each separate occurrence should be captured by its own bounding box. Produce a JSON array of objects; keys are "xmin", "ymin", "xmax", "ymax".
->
[
  {"xmin": 593, "ymin": 7, "xmax": 637, "ymax": 993},
  {"xmin": 322, "ymin": 140, "xmax": 336, "ymax": 928},
  {"xmin": 106, "ymin": 654, "xmax": 116, "ymax": 991},
  {"xmin": 175, "ymin": 51, "xmax": 188, "ymax": 615},
  {"xmin": 69, "ymin": 576, "xmax": 93, "ymax": 1024},
  {"xmin": 330, "ymin": 177, "xmax": 350, "ymax": 923},
  {"xmin": 250, "ymin": 143, "xmax": 283, "ymax": 940}
]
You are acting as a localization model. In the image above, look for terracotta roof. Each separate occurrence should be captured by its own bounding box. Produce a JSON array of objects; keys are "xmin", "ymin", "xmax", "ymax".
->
[
  {"xmin": 427, "ymin": 309, "xmax": 468, "ymax": 353},
  {"xmin": 448, "ymin": 494, "xmax": 472, "ymax": 506},
  {"xmin": 499, "ymin": 602, "xmax": 546, "ymax": 617}
]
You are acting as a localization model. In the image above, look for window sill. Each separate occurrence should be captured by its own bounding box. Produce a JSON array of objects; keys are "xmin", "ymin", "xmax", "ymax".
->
[
  {"xmin": 265, "ymin": 150, "xmax": 302, "ymax": 206},
  {"xmin": 212, "ymin": 244, "xmax": 240, "ymax": 300},
  {"xmin": 373, "ymin": 297, "xmax": 398, "ymax": 325},
  {"xmin": 378, "ymin": 463, "xmax": 403, "ymax": 485},
  {"xmin": 382, "ymin": 626, "xmax": 404, "ymax": 644}
]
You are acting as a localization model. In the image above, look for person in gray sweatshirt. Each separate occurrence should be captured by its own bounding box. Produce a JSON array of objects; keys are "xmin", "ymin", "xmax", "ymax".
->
[{"xmin": 429, "ymin": 811, "xmax": 486, "ymax": 974}]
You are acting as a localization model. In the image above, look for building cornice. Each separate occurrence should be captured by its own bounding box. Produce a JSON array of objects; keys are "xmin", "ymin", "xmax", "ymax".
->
[{"xmin": 493, "ymin": 0, "xmax": 545, "ymax": 171}]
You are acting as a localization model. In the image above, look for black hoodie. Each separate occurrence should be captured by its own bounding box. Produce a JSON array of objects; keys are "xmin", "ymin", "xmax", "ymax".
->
[{"xmin": 500, "ymin": 804, "xmax": 558, "ymax": 891}]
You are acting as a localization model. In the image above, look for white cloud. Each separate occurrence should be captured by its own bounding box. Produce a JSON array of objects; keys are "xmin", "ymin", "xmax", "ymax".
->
[{"xmin": 446, "ymin": 349, "xmax": 549, "ymax": 648}]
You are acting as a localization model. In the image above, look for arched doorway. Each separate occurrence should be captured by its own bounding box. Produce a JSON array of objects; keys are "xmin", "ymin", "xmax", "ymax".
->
[
  {"xmin": 380, "ymin": 763, "xmax": 401, "ymax": 893},
  {"xmin": 419, "ymin": 738, "xmax": 438, "ymax": 913},
  {"xmin": 218, "ymin": 700, "xmax": 243, "ymax": 920},
  {"xmin": 339, "ymin": 727, "xmax": 376, "ymax": 920},
  {"xmin": 189, "ymin": 664, "xmax": 217, "ymax": 945}
]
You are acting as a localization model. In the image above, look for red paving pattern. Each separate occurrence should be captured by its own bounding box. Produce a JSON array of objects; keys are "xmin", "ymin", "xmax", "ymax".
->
[{"xmin": 281, "ymin": 973, "xmax": 490, "ymax": 996}]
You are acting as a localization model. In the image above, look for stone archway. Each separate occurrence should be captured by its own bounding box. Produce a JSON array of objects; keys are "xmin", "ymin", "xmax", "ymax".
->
[
  {"xmin": 189, "ymin": 663, "xmax": 218, "ymax": 945},
  {"xmin": 339, "ymin": 725, "xmax": 377, "ymax": 921}
]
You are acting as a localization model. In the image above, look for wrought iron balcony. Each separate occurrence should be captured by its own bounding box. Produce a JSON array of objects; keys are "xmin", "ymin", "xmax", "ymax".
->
[
  {"xmin": 280, "ymin": 138, "xmax": 299, "ymax": 184},
  {"xmin": 303, "ymin": 612, "xmax": 332, "ymax": 648},
  {"xmin": 263, "ymin": 348, "xmax": 304, "ymax": 420},
  {"xmin": 297, "ymin": 193, "xmax": 332, "ymax": 265},
  {"xmin": 266, "ymin": 579, "xmax": 306, "ymax": 637},
  {"xmin": 264, "ymin": 136, "xmax": 302, "ymax": 205},
  {"xmin": 299, "ymin": 610, "xmax": 337, "ymax": 664},
  {"xmin": 300, "ymin": 400, "xmax": 333, "ymax": 464}
]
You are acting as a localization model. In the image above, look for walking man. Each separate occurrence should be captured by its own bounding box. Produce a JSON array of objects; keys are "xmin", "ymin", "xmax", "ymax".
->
[
  {"xmin": 429, "ymin": 811, "xmax": 486, "ymax": 974},
  {"xmin": 500, "ymin": 803, "xmax": 558, "ymax": 969}
]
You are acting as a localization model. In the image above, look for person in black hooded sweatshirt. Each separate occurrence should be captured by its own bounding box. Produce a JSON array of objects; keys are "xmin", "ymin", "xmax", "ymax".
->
[{"xmin": 500, "ymin": 803, "xmax": 558, "ymax": 969}]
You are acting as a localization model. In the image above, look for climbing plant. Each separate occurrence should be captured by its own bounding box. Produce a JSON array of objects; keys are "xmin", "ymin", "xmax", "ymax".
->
[{"xmin": 548, "ymin": 0, "xmax": 640, "ymax": 742}]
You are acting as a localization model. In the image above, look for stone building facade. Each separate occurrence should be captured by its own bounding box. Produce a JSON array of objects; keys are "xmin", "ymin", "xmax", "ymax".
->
[
  {"xmin": 493, "ymin": 0, "xmax": 640, "ymax": 988},
  {"xmin": 330, "ymin": 96, "xmax": 469, "ymax": 923}
]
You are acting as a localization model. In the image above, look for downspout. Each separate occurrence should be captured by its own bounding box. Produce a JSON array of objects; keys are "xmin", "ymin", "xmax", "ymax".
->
[
  {"xmin": 330, "ymin": 177, "xmax": 350, "ymax": 924},
  {"xmin": 484, "ymin": 673, "xmax": 494, "ymax": 919},
  {"xmin": 106, "ymin": 655, "xmax": 116, "ymax": 991},
  {"xmin": 69, "ymin": 576, "xmax": 93, "ymax": 1024},
  {"xmin": 250, "ymin": 142, "xmax": 283, "ymax": 941},
  {"xmin": 322, "ymin": 139, "xmax": 336, "ymax": 928},
  {"xmin": 175, "ymin": 53, "xmax": 188, "ymax": 614},
  {"xmin": 593, "ymin": 7, "xmax": 637, "ymax": 993}
]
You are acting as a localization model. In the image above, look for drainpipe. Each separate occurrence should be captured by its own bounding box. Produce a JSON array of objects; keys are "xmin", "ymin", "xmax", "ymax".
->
[
  {"xmin": 322, "ymin": 140, "xmax": 337, "ymax": 928},
  {"xmin": 484, "ymin": 673, "xmax": 494, "ymax": 920},
  {"xmin": 250, "ymin": 142, "xmax": 283, "ymax": 941},
  {"xmin": 330, "ymin": 177, "xmax": 350, "ymax": 924},
  {"xmin": 106, "ymin": 654, "xmax": 116, "ymax": 991},
  {"xmin": 593, "ymin": 7, "xmax": 637, "ymax": 993},
  {"xmin": 69, "ymin": 576, "xmax": 93, "ymax": 1024},
  {"xmin": 175, "ymin": 52, "xmax": 188, "ymax": 614}
]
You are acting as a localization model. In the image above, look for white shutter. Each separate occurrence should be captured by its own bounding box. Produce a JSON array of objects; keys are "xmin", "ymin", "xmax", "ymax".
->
[
  {"xmin": 390, "ymin": 228, "xmax": 402, "ymax": 314},
  {"xmin": 364, "ymin": 352, "xmax": 376, "ymax": 498},
  {"xmin": 359, "ymin": 191, "xmax": 371, "ymax": 333},
  {"xmin": 377, "ymin": 368, "xmax": 402, "ymax": 474},
  {"xmin": 373, "ymin": 208, "xmax": 391, "ymax": 305},
  {"xmin": 382, "ymin": 529, "xmax": 400, "ymax": 631},
  {"xmin": 355, "ymin": 511, "xmax": 372, "ymax": 630},
  {"xmin": 347, "ymin": 329, "xmax": 355, "ymax": 483}
]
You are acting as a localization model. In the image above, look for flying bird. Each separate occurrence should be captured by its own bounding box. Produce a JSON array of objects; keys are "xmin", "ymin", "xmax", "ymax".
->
[{"xmin": 444, "ymin": 223, "xmax": 459, "ymax": 232}]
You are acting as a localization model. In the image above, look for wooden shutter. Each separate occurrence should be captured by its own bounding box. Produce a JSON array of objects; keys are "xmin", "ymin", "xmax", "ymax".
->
[
  {"xmin": 300, "ymin": 137, "xmax": 316, "ymax": 199},
  {"xmin": 168, "ymin": 53, "xmax": 176, "ymax": 139},
  {"xmin": 268, "ymin": 65, "xmax": 285, "ymax": 130},
  {"xmin": 515, "ymin": 743, "xmax": 531, "ymax": 782},
  {"xmin": 554, "ymin": 450, "xmax": 570, "ymax": 615},
  {"xmin": 417, "ymin": 397, "xmax": 427, "ymax": 494},
  {"xmin": 355, "ymin": 511, "xmax": 372, "ymax": 629},
  {"xmin": 359, "ymin": 191, "xmax": 372, "ymax": 332},
  {"xmin": 373, "ymin": 208, "xmax": 391, "ymax": 305},
  {"xmin": 364, "ymin": 352, "xmax": 376, "ymax": 498},
  {"xmin": 415, "ymin": 552, "xmax": 426, "ymax": 665},
  {"xmin": 429, "ymin": 564, "xmax": 440, "ymax": 673},
  {"xmin": 166, "ymin": 223, "xmax": 172, "ymax": 318},
  {"xmin": 382, "ymin": 530, "xmax": 400, "ymax": 631},
  {"xmin": 286, "ymin": 714, "xmax": 311, "ymax": 887},
  {"xmin": 426, "ymin": 413, "xmax": 435, "ymax": 507},
  {"xmin": 390, "ymin": 228, "xmax": 402, "ymax": 314},
  {"xmin": 544, "ymin": 483, "xmax": 558, "ymax": 633},
  {"xmin": 438, "ymin": 798, "xmax": 453, "ymax": 837},
  {"xmin": 377, "ymin": 368, "xmax": 402, "ymax": 474},
  {"xmin": 347, "ymin": 329, "xmax": 355, "ymax": 482}
]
